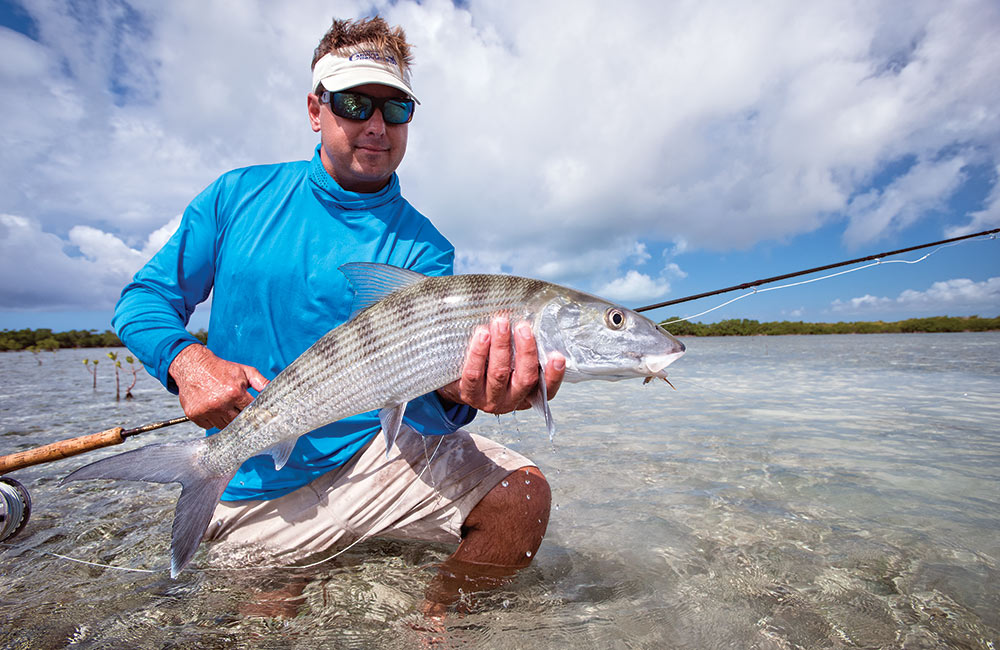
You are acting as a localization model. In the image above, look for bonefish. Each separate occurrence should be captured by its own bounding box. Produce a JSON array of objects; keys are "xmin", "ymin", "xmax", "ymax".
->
[{"xmin": 64, "ymin": 263, "xmax": 686, "ymax": 576}]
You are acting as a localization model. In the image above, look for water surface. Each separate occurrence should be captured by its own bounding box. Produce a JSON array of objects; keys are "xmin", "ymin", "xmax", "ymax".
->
[{"xmin": 1, "ymin": 334, "xmax": 998, "ymax": 648}]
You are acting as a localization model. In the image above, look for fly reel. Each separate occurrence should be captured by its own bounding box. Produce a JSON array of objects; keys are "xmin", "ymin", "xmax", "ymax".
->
[{"xmin": 0, "ymin": 477, "xmax": 31, "ymax": 542}]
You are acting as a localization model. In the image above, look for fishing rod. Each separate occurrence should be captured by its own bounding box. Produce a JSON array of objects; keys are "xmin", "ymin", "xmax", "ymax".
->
[
  {"xmin": 0, "ymin": 416, "xmax": 190, "ymax": 541},
  {"xmin": 0, "ymin": 416, "xmax": 190, "ymax": 475},
  {"xmin": 633, "ymin": 227, "xmax": 999, "ymax": 313}
]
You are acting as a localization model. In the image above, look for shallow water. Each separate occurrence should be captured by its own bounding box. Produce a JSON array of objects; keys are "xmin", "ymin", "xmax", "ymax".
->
[{"xmin": 1, "ymin": 334, "xmax": 998, "ymax": 649}]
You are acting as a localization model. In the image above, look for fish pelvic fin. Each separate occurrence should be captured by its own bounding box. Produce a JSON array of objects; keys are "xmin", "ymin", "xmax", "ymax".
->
[
  {"xmin": 264, "ymin": 438, "xmax": 298, "ymax": 471},
  {"xmin": 378, "ymin": 402, "xmax": 408, "ymax": 457},
  {"xmin": 62, "ymin": 439, "xmax": 234, "ymax": 578},
  {"xmin": 529, "ymin": 365, "xmax": 556, "ymax": 442}
]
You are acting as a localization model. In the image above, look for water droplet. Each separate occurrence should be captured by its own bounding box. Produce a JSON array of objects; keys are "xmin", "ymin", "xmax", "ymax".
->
[
  {"xmin": 537, "ymin": 519, "xmax": 542, "ymax": 524},
  {"xmin": 525, "ymin": 550, "xmax": 532, "ymax": 557},
  {"xmin": 555, "ymin": 504, "xmax": 560, "ymax": 510},
  {"xmin": 501, "ymin": 480, "xmax": 509, "ymax": 488},
  {"xmin": 525, "ymin": 479, "xmax": 531, "ymax": 485},
  {"xmin": 526, "ymin": 494, "xmax": 531, "ymax": 500}
]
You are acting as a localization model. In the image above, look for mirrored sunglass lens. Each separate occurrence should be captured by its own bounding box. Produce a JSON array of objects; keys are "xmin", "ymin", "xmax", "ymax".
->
[
  {"xmin": 382, "ymin": 100, "xmax": 414, "ymax": 124},
  {"xmin": 333, "ymin": 93, "xmax": 372, "ymax": 120}
]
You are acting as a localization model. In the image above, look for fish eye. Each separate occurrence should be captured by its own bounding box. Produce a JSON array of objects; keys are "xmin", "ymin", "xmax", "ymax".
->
[{"xmin": 605, "ymin": 308, "xmax": 626, "ymax": 330}]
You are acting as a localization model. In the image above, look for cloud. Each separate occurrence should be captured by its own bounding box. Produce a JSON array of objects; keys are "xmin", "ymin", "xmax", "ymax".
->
[
  {"xmin": 946, "ymin": 164, "xmax": 1000, "ymax": 237},
  {"xmin": 831, "ymin": 277, "xmax": 1000, "ymax": 314},
  {"xmin": 0, "ymin": 213, "xmax": 179, "ymax": 311},
  {"xmin": 401, "ymin": 0, "xmax": 1000, "ymax": 261},
  {"xmin": 597, "ymin": 262, "xmax": 687, "ymax": 304},
  {"xmin": 843, "ymin": 155, "xmax": 968, "ymax": 248},
  {"xmin": 597, "ymin": 270, "xmax": 673, "ymax": 304},
  {"xmin": 1, "ymin": 1, "xmax": 999, "ymax": 312}
]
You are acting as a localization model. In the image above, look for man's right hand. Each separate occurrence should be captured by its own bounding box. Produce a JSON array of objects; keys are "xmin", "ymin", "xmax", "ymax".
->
[{"xmin": 169, "ymin": 344, "xmax": 270, "ymax": 430}]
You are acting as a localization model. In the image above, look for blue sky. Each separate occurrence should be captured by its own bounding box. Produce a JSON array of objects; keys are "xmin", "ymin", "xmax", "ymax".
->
[{"xmin": 1, "ymin": 0, "xmax": 998, "ymax": 335}]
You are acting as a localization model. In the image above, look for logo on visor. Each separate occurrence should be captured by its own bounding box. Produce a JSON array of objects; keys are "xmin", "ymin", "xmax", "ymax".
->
[{"xmin": 349, "ymin": 50, "xmax": 398, "ymax": 66}]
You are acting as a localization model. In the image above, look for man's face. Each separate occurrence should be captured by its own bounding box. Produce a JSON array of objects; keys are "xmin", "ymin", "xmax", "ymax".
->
[{"xmin": 307, "ymin": 83, "xmax": 409, "ymax": 193}]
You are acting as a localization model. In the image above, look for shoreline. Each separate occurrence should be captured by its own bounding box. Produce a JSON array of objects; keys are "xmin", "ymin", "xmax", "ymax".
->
[
  {"xmin": 661, "ymin": 315, "xmax": 999, "ymax": 337},
  {"xmin": 2, "ymin": 320, "xmax": 998, "ymax": 351}
]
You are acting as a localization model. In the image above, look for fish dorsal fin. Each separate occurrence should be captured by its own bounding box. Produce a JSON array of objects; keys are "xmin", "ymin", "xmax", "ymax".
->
[{"xmin": 340, "ymin": 263, "xmax": 427, "ymax": 317}]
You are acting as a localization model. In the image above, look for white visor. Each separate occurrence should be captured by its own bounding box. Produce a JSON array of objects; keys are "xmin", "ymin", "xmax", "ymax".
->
[{"xmin": 311, "ymin": 50, "xmax": 420, "ymax": 104}]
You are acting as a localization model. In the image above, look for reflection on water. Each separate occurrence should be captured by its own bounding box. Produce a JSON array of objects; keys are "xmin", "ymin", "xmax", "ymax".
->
[{"xmin": 1, "ymin": 334, "xmax": 998, "ymax": 648}]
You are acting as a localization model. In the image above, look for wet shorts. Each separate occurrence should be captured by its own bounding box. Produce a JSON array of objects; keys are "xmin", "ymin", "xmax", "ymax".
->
[{"xmin": 202, "ymin": 426, "xmax": 532, "ymax": 566}]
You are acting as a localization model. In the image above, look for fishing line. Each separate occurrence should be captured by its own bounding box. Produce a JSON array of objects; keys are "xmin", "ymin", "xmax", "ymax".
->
[
  {"xmin": 0, "ymin": 435, "xmax": 450, "ymax": 577},
  {"xmin": 198, "ymin": 432, "xmax": 448, "ymax": 574},
  {"xmin": 656, "ymin": 235, "xmax": 995, "ymax": 326},
  {"xmin": 20, "ymin": 232, "xmax": 995, "ymax": 578},
  {"xmin": 0, "ymin": 541, "xmax": 158, "ymax": 573},
  {"xmin": 635, "ymin": 227, "xmax": 999, "ymax": 317}
]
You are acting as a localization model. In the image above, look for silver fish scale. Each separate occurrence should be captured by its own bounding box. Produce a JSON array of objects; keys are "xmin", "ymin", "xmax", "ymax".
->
[{"xmin": 201, "ymin": 273, "xmax": 551, "ymax": 475}]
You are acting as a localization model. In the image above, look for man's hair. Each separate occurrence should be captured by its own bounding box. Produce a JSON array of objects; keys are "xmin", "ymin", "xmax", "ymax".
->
[{"xmin": 312, "ymin": 16, "xmax": 413, "ymax": 74}]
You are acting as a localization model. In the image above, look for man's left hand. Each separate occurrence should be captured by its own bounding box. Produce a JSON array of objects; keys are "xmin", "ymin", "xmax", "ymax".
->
[{"xmin": 437, "ymin": 317, "xmax": 565, "ymax": 414}]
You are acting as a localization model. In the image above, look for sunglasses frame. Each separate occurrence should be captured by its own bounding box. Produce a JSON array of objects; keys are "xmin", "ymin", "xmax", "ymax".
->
[{"xmin": 319, "ymin": 89, "xmax": 415, "ymax": 125}]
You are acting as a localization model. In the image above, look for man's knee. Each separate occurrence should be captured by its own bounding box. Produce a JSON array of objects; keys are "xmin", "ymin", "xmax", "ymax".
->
[{"xmin": 463, "ymin": 466, "xmax": 551, "ymax": 537}]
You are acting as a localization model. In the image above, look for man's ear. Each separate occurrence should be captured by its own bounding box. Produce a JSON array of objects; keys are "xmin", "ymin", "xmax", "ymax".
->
[{"xmin": 307, "ymin": 93, "xmax": 322, "ymax": 133}]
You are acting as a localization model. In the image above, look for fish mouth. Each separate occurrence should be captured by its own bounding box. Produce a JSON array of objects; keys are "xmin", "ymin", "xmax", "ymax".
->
[{"xmin": 643, "ymin": 346, "xmax": 686, "ymax": 375}]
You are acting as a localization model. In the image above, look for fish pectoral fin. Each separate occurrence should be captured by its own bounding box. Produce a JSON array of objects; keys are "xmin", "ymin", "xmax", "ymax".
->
[
  {"xmin": 265, "ymin": 438, "xmax": 298, "ymax": 471},
  {"xmin": 529, "ymin": 365, "xmax": 557, "ymax": 442},
  {"xmin": 378, "ymin": 402, "xmax": 408, "ymax": 457}
]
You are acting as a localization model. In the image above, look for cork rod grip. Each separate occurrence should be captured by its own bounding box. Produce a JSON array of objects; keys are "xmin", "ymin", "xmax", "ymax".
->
[{"xmin": 0, "ymin": 427, "xmax": 125, "ymax": 474}]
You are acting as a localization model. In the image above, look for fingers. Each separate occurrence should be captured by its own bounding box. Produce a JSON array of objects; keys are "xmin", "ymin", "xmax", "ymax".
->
[
  {"xmin": 171, "ymin": 345, "xmax": 269, "ymax": 430},
  {"xmin": 458, "ymin": 325, "xmax": 491, "ymax": 401},
  {"xmin": 485, "ymin": 317, "xmax": 514, "ymax": 408},
  {"xmin": 245, "ymin": 365, "xmax": 271, "ymax": 393},
  {"xmin": 205, "ymin": 407, "xmax": 240, "ymax": 432},
  {"xmin": 189, "ymin": 380, "xmax": 249, "ymax": 430},
  {"xmin": 441, "ymin": 316, "xmax": 563, "ymax": 416},
  {"xmin": 507, "ymin": 322, "xmax": 539, "ymax": 404},
  {"xmin": 543, "ymin": 352, "xmax": 566, "ymax": 401}
]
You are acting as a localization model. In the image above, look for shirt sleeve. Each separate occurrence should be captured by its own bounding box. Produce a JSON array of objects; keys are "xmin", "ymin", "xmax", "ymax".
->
[{"xmin": 112, "ymin": 180, "xmax": 221, "ymax": 393}]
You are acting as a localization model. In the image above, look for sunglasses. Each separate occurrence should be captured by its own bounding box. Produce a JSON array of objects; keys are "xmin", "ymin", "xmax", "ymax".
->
[{"xmin": 320, "ymin": 90, "xmax": 415, "ymax": 125}]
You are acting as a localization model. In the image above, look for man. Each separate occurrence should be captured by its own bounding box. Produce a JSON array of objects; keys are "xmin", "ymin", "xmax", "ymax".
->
[{"xmin": 113, "ymin": 17, "xmax": 563, "ymax": 609}]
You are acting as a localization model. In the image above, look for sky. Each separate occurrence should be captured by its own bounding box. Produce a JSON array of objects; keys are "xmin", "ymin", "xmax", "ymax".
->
[{"xmin": 1, "ymin": 0, "xmax": 998, "ymax": 334}]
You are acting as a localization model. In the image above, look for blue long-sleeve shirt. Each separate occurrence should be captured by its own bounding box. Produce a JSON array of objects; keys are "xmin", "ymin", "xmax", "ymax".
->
[{"xmin": 114, "ymin": 145, "xmax": 474, "ymax": 501}]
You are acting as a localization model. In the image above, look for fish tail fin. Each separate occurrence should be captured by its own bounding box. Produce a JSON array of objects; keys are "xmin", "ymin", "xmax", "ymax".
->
[{"xmin": 62, "ymin": 439, "xmax": 233, "ymax": 578}]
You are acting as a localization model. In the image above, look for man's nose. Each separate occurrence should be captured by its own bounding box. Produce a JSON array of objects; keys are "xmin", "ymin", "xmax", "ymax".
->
[{"xmin": 363, "ymin": 107, "xmax": 387, "ymax": 135}]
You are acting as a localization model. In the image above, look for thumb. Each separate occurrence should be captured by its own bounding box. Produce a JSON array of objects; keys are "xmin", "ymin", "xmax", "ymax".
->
[{"xmin": 244, "ymin": 366, "xmax": 271, "ymax": 392}]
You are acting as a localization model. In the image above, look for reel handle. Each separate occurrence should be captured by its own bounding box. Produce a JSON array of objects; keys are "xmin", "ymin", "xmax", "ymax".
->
[{"xmin": 0, "ymin": 427, "xmax": 125, "ymax": 474}]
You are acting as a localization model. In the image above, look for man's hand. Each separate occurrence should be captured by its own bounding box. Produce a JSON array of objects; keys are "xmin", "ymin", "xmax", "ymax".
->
[
  {"xmin": 169, "ymin": 344, "xmax": 270, "ymax": 430},
  {"xmin": 437, "ymin": 317, "xmax": 565, "ymax": 415}
]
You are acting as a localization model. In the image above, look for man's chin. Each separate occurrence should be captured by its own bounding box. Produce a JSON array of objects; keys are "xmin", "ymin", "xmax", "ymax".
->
[{"xmin": 342, "ymin": 167, "xmax": 394, "ymax": 192}]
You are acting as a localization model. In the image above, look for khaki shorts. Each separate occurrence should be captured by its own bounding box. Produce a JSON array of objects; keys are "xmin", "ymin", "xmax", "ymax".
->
[{"xmin": 202, "ymin": 426, "xmax": 532, "ymax": 567}]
